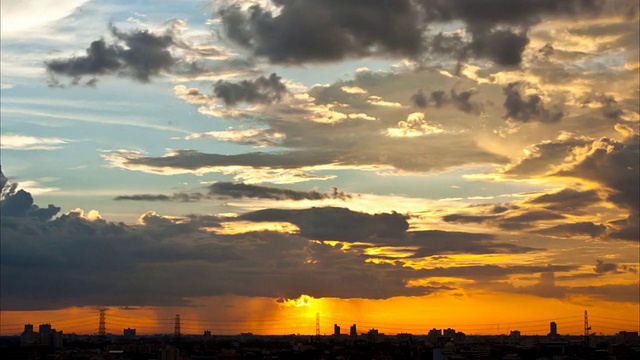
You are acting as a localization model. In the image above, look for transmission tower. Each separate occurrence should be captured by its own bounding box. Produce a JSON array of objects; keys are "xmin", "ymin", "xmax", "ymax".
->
[
  {"xmin": 315, "ymin": 312, "xmax": 320, "ymax": 340},
  {"xmin": 174, "ymin": 314, "xmax": 181, "ymax": 338},
  {"xmin": 98, "ymin": 309, "xmax": 107, "ymax": 336},
  {"xmin": 584, "ymin": 310, "xmax": 591, "ymax": 341}
]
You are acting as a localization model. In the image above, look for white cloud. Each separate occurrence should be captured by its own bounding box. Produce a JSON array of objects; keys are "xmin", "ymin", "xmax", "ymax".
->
[
  {"xmin": 0, "ymin": 134, "xmax": 68, "ymax": 150},
  {"xmin": 0, "ymin": 0, "xmax": 88, "ymax": 39},
  {"xmin": 16, "ymin": 180, "xmax": 60, "ymax": 195}
]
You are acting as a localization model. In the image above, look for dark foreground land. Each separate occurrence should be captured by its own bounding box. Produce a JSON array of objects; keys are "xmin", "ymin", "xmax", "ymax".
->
[{"xmin": 1, "ymin": 332, "xmax": 639, "ymax": 360}]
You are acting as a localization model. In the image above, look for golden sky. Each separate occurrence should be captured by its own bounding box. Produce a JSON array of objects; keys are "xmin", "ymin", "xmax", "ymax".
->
[{"xmin": 1, "ymin": 0, "xmax": 638, "ymax": 336}]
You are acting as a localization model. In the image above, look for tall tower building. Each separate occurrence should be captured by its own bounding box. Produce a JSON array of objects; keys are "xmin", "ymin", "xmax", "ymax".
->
[
  {"xmin": 20, "ymin": 324, "xmax": 36, "ymax": 346},
  {"xmin": 39, "ymin": 324, "xmax": 52, "ymax": 346},
  {"xmin": 333, "ymin": 324, "xmax": 340, "ymax": 337},
  {"xmin": 428, "ymin": 328, "xmax": 442, "ymax": 344},
  {"xmin": 350, "ymin": 324, "xmax": 357, "ymax": 340},
  {"xmin": 549, "ymin": 322, "xmax": 558, "ymax": 337}
]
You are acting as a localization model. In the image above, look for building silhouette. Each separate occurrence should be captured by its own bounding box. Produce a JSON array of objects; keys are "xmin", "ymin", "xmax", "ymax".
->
[
  {"xmin": 123, "ymin": 328, "xmax": 136, "ymax": 338},
  {"xmin": 549, "ymin": 322, "xmax": 558, "ymax": 337},
  {"xmin": 443, "ymin": 328, "xmax": 456, "ymax": 339},
  {"xmin": 367, "ymin": 328, "xmax": 380, "ymax": 343},
  {"xmin": 21, "ymin": 323, "xmax": 63, "ymax": 348},
  {"xmin": 350, "ymin": 324, "xmax": 357, "ymax": 340},
  {"xmin": 427, "ymin": 328, "xmax": 441, "ymax": 344},
  {"xmin": 20, "ymin": 325, "xmax": 36, "ymax": 346}
]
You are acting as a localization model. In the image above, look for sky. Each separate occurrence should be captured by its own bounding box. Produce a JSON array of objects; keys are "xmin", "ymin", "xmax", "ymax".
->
[{"xmin": 1, "ymin": 0, "xmax": 639, "ymax": 336}]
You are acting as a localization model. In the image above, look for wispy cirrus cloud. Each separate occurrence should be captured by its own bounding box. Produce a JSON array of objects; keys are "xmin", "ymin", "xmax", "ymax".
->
[{"xmin": 0, "ymin": 134, "xmax": 69, "ymax": 150}]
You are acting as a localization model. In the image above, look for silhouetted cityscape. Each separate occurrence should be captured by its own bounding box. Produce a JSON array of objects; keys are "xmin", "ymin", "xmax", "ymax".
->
[{"xmin": 1, "ymin": 311, "xmax": 638, "ymax": 360}]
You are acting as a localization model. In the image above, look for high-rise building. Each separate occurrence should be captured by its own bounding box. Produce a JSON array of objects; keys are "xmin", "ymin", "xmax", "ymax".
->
[
  {"xmin": 51, "ymin": 330, "xmax": 63, "ymax": 348},
  {"xmin": 123, "ymin": 328, "xmax": 136, "ymax": 338},
  {"xmin": 39, "ymin": 324, "xmax": 53, "ymax": 346},
  {"xmin": 333, "ymin": 324, "xmax": 340, "ymax": 337},
  {"xmin": 367, "ymin": 329, "xmax": 379, "ymax": 343},
  {"xmin": 427, "ymin": 328, "xmax": 442, "ymax": 344},
  {"xmin": 350, "ymin": 324, "xmax": 357, "ymax": 340},
  {"xmin": 443, "ymin": 328, "xmax": 456, "ymax": 339},
  {"xmin": 21, "ymin": 323, "xmax": 62, "ymax": 348},
  {"xmin": 616, "ymin": 331, "xmax": 639, "ymax": 344},
  {"xmin": 20, "ymin": 324, "xmax": 36, "ymax": 346},
  {"xmin": 549, "ymin": 322, "xmax": 558, "ymax": 337}
]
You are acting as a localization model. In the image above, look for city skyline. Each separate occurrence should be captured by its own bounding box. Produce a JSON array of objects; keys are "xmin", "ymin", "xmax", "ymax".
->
[
  {"xmin": 1, "ymin": 0, "xmax": 639, "ymax": 337},
  {"xmin": 2, "ymin": 309, "xmax": 637, "ymax": 337}
]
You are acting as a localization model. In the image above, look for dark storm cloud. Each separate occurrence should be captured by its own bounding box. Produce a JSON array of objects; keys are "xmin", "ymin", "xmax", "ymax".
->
[
  {"xmin": 217, "ymin": 0, "xmax": 603, "ymax": 66},
  {"xmin": 1, "ymin": 185, "xmax": 624, "ymax": 310},
  {"xmin": 410, "ymin": 89, "xmax": 428, "ymax": 107},
  {"xmin": 418, "ymin": 0, "xmax": 601, "ymax": 25},
  {"xmin": 0, "ymin": 185, "xmax": 459, "ymax": 310},
  {"xmin": 115, "ymin": 194, "xmax": 172, "ymax": 201},
  {"xmin": 0, "ymin": 181, "xmax": 60, "ymax": 221},
  {"xmin": 208, "ymin": 182, "xmax": 351, "ymax": 201},
  {"xmin": 114, "ymin": 183, "xmax": 351, "ymax": 202},
  {"xmin": 410, "ymin": 88, "xmax": 483, "ymax": 114},
  {"xmin": 218, "ymin": 0, "xmax": 424, "ymax": 64},
  {"xmin": 594, "ymin": 259, "xmax": 619, "ymax": 274},
  {"xmin": 442, "ymin": 203, "xmax": 520, "ymax": 225},
  {"xmin": 423, "ymin": 264, "xmax": 576, "ymax": 282},
  {"xmin": 125, "ymin": 149, "xmax": 337, "ymax": 170},
  {"xmin": 499, "ymin": 271, "xmax": 568, "ymax": 299},
  {"xmin": 469, "ymin": 29, "xmax": 530, "ymax": 66},
  {"xmin": 503, "ymin": 210, "xmax": 566, "ymax": 223},
  {"xmin": 238, "ymin": 207, "xmax": 541, "ymax": 257},
  {"xmin": 533, "ymin": 222, "xmax": 607, "ymax": 238},
  {"xmin": 495, "ymin": 210, "xmax": 566, "ymax": 231},
  {"xmin": 0, "ymin": 167, "xmax": 10, "ymax": 191},
  {"xmin": 492, "ymin": 204, "xmax": 518, "ymax": 213},
  {"xmin": 213, "ymin": 73, "xmax": 288, "ymax": 106},
  {"xmin": 489, "ymin": 269, "xmax": 639, "ymax": 302},
  {"xmin": 419, "ymin": 0, "xmax": 603, "ymax": 63},
  {"xmin": 0, "ymin": 205, "xmax": 444, "ymax": 310},
  {"xmin": 420, "ymin": 0, "xmax": 600, "ymax": 66},
  {"xmin": 527, "ymin": 188, "xmax": 602, "ymax": 211},
  {"xmin": 503, "ymin": 82, "xmax": 564, "ymax": 123},
  {"xmin": 46, "ymin": 24, "xmax": 174, "ymax": 83},
  {"xmin": 580, "ymin": 93, "xmax": 624, "ymax": 119},
  {"xmin": 429, "ymin": 31, "xmax": 468, "ymax": 63},
  {"xmin": 568, "ymin": 283, "xmax": 640, "ymax": 303},
  {"xmin": 0, "ymin": 189, "xmax": 33, "ymax": 217},
  {"xmin": 407, "ymin": 230, "xmax": 541, "ymax": 257},
  {"xmin": 114, "ymin": 192, "xmax": 206, "ymax": 202},
  {"xmin": 442, "ymin": 214, "xmax": 496, "ymax": 223},
  {"xmin": 239, "ymin": 207, "xmax": 410, "ymax": 241},
  {"xmin": 444, "ymin": 197, "xmax": 607, "ymax": 238},
  {"xmin": 556, "ymin": 136, "xmax": 639, "ymax": 241},
  {"xmin": 504, "ymin": 136, "xmax": 592, "ymax": 177}
]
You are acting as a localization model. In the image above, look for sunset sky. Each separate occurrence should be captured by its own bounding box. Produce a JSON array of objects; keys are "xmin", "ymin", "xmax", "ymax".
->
[{"xmin": 1, "ymin": 0, "xmax": 639, "ymax": 336}]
